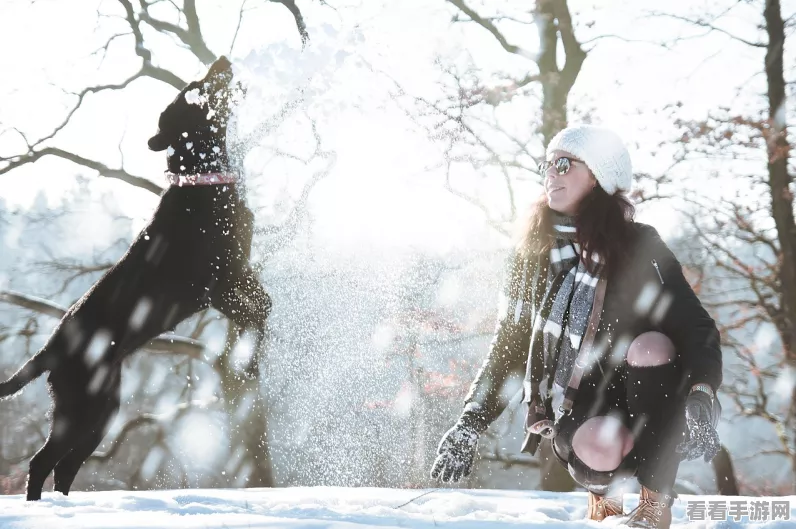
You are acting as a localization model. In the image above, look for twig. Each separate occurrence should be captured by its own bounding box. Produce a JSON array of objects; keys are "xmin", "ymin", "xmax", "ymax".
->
[{"xmin": 394, "ymin": 488, "xmax": 440, "ymax": 509}]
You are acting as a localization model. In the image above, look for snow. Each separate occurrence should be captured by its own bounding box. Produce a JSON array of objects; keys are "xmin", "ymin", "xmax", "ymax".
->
[
  {"xmin": 184, "ymin": 89, "xmax": 207, "ymax": 107},
  {"xmin": 0, "ymin": 487, "xmax": 794, "ymax": 528}
]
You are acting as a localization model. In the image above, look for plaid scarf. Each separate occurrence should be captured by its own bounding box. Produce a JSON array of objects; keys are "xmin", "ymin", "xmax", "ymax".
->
[{"xmin": 532, "ymin": 213, "xmax": 604, "ymax": 406}]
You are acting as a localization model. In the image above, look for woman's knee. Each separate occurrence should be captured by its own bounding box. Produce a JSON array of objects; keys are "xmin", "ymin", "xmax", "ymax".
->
[
  {"xmin": 627, "ymin": 331, "xmax": 676, "ymax": 367},
  {"xmin": 571, "ymin": 416, "xmax": 634, "ymax": 472}
]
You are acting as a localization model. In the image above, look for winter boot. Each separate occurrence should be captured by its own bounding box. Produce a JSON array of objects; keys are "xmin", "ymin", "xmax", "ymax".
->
[
  {"xmin": 587, "ymin": 490, "xmax": 624, "ymax": 521},
  {"xmin": 624, "ymin": 486, "xmax": 673, "ymax": 528}
]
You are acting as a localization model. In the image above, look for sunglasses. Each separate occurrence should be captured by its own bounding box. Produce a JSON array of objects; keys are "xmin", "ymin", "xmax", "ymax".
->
[{"xmin": 538, "ymin": 156, "xmax": 585, "ymax": 176}]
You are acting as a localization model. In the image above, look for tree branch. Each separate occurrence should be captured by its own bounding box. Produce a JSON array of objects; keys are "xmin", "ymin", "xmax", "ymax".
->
[
  {"xmin": 271, "ymin": 0, "xmax": 309, "ymax": 47},
  {"xmin": 378, "ymin": 63, "xmax": 525, "ymax": 238},
  {"xmin": 26, "ymin": 72, "xmax": 147, "ymax": 152},
  {"xmin": 229, "ymin": 0, "xmax": 250, "ymax": 56},
  {"xmin": 254, "ymin": 121, "xmax": 337, "ymax": 260},
  {"xmin": 651, "ymin": 12, "xmax": 767, "ymax": 48},
  {"xmin": 0, "ymin": 290, "xmax": 205, "ymax": 359},
  {"xmin": 138, "ymin": 0, "xmax": 216, "ymax": 64},
  {"xmin": 445, "ymin": 0, "xmax": 532, "ymax": 57},
  {"xmin": 34, "ymin": 258, "xmax": 113, "ymax": 296},
  {"xmin": 115, "ymin": 0, "xmax": 187, "ymax": 87},
  {"xmin": 88, "ymin": 398, "xmax": 218, "ymax": 463},
  {"xmin": 444, "ymin": 160, "xmax": 510, "ymax": 237},
  {"xmin": 0, "ymin": 146, "xmax": 162, "ymax": 195},
  {"xmin": 118, "ymin": 0, "xmax": 153, "ymax": 63},
  {"xmin": 551, "ymin": 0, "xmax": 587, "ymax": 94},
  {"xmin": 141, "ymin": 62, "xmax": 188, "ymax": 89}
]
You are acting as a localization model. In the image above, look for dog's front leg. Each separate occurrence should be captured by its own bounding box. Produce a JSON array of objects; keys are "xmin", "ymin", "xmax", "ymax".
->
[{"xmin": 211, "ymin": 272, "xmax": 272, "ymax": 378}]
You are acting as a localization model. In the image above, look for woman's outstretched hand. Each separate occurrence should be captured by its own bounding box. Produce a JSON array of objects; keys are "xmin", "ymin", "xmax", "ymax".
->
[{"xmin": 430, "ymin": 407, "xmax": 489, "ymax": 483}]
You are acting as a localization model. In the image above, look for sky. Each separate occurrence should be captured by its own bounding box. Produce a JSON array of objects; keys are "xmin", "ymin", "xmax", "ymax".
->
[{"xmin": 1, "ymin": 0, "xmax": 788, "ymax": 252}]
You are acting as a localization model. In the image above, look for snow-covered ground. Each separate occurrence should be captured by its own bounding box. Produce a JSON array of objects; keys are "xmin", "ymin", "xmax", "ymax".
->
[{"xmin": 0, "ymin": 487, "xmax": 794, "ymax": 528}]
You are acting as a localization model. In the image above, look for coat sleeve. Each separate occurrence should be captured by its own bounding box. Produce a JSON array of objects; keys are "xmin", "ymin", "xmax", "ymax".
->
[
  {"xmin": 463, "ymin": 251, "xmax": 532, "ymax": 425},
  {"xmin": 643, "ymin": 226, "xmax": 723, "ymax": 391}
]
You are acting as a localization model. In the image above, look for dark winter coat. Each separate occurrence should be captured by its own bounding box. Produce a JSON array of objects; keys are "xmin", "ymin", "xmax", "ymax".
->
[{"xmin": 464, "ymin": 222, "xmax": 723, "ymax": 428}]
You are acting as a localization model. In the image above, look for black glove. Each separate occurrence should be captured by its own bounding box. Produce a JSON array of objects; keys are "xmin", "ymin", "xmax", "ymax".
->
[
  {"xmin": 430, "ymin": 409, "xmax": 489, "ymax": 483},
  {"xmin": 676, "ymin": 390, "xmax": 721, "ymax": 462}
]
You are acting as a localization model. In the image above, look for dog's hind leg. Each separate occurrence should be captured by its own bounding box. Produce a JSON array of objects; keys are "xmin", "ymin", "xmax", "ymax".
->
[
  {"xmin": 52, "ymin": 427, "xmax": 106, "ymax": 496},
  {"xmin": 211, "ymin": 268, "xmax": 272, "ymax": 377},
  {"xmin": 26, "ymin": 409, "xmax": 76, "ymax": 501},
  {"xmin": 53, "ymin": 389, "xmax": 120, "ymax": 496},
  {"xmin": 52, "ymin": 416, "xmax": 116, "ymax": 495}
]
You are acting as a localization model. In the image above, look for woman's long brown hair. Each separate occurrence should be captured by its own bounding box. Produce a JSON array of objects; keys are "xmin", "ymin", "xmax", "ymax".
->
[{"xmin": 515, "ymin": 186, "xmax": 636, "ymax": 276}]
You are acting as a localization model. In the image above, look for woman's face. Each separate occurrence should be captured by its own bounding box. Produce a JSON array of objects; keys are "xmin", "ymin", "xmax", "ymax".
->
[{"xmin": 543, "ymin": 149, "xmax": 598, "ymax": 216}]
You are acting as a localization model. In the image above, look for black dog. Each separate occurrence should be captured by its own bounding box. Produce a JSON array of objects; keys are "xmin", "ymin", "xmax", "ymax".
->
[{"xmin": 0, "ymin": 56, "xmax": 271, "ymax": 500}]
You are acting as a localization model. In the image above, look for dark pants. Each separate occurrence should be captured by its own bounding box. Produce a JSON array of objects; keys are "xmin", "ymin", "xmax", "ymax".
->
[{"xmin": 551, "ymin": 361, "xmax": 688, "ymax": 497}]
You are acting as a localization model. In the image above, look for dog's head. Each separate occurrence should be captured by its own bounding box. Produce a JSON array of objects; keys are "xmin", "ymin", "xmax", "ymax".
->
[{"xmin": 148, "ymin": 56, "xmax": 239, "ymax": 174}]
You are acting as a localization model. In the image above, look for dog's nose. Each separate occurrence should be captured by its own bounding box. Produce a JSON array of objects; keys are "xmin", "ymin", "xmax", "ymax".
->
[{"xmin": 209, "ymin": 56, "xmax": 232, "ymax": 75}]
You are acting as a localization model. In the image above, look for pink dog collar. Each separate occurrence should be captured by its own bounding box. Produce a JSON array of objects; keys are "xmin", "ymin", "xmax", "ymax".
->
[{"xmin": 165, "ymin": 172, "xmax": 238, "ymax": 187}]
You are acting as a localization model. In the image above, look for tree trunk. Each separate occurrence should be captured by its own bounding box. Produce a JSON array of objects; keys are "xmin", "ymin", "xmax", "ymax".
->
[
  {"xmin": 536, "ymin": 0, "xmax": 587, "ymax": 146},
  {"xmin": 763, "ymin": 0, "xmax": 796, "ymax": 361},
  {"xmin": 216, "ymin": 321, "xmax": 274, "ymax": 487},
  {"xmin": 712, "ymin": 444, "xmax": 739, "ymax": 495},
  {"xmin": 536, "ymin": 1, "xmax": 566, "ymax": 146},
  {"xmin": 762, "ymin": 1, "xmax": 796, "ymax": 474}
]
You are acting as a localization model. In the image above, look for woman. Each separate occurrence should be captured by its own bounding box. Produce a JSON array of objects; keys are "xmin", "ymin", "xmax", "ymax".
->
[{"xmin": 430, "ymin": 125, "xmax": 722, "ymax": 529}]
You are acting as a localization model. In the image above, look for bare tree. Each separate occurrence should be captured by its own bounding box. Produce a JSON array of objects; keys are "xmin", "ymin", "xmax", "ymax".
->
[
  {"xmin": 656, "ymin": 0, "xmax": 796, "ymax": 492},
  {"xmin": 380, "ymin": 0, "xmax": 587, "ymax": 242}
]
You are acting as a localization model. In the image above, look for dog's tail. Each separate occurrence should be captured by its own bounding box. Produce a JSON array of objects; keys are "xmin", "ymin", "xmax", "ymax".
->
[{"xmin": 0, "ymin": 351, "xmax": 48, "ymax": 399}]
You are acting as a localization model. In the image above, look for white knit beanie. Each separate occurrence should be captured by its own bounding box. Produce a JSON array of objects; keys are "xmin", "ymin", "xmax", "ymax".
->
[{"xmin": 546, "ymin": 125, "xmax": 633, "ymax": 195}]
